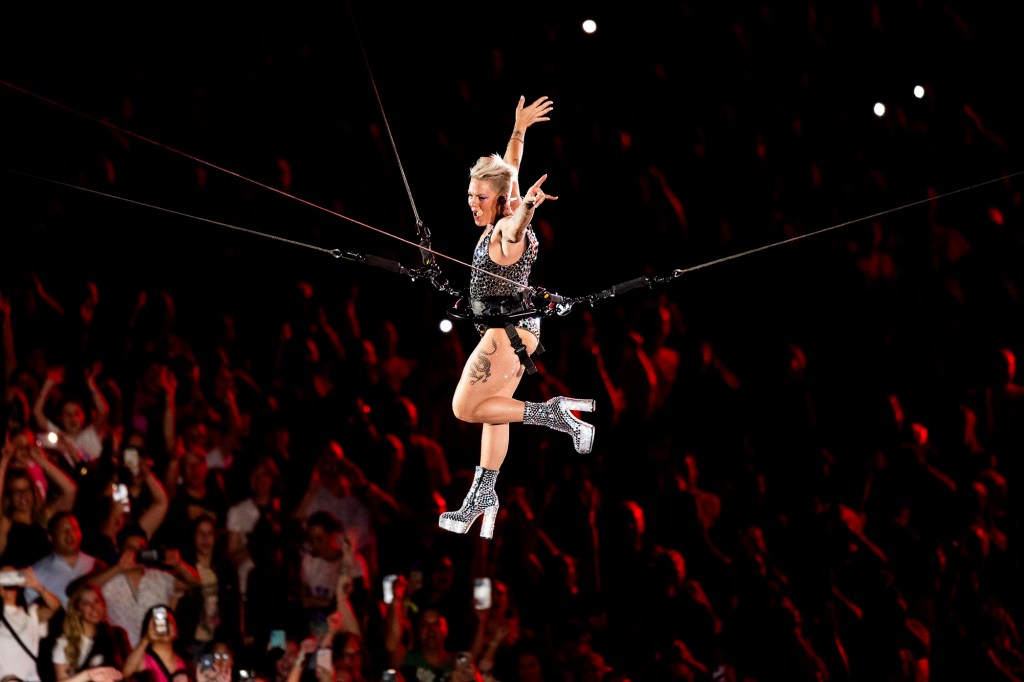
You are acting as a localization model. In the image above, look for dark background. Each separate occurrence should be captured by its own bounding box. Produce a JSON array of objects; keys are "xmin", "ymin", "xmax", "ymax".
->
[{"xmin": 2, "ymin": 1, "xmax": 1024, "ymax": 424}]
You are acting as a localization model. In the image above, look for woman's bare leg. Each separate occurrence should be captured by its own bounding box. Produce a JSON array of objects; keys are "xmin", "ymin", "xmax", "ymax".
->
[{"xmin": 452, "ymin": 327, "xmax": 540, "ymax": 469}]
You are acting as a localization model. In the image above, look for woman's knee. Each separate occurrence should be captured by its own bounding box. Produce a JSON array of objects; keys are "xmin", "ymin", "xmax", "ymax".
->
[{"xmin": 452, "ymin": 396, "xmax": 477, "ymax": 423}]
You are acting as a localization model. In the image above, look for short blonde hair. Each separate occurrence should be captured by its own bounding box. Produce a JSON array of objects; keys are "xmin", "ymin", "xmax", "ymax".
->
[{"xmin": 469, "ymin": 153, "xmax": 517, "ymax": 196}]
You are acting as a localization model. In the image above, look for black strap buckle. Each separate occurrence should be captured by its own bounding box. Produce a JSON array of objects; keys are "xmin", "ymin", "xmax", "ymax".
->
[{"xmin": 504, "ymin": 323, "xmax": 544, "ymax": 374}]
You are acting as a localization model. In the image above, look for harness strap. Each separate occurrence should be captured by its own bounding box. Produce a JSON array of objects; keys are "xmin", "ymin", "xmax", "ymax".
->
[{"xmin": 505, "ymin": 324, "xmax": 544, "ymax": 374}]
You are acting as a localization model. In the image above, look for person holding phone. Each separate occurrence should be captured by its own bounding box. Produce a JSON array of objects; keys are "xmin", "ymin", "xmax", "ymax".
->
[
  {"xmin": 122, "ymin": 605, "xmax": 189, "ymax": 682},
  {"xmin": 1, "ymin": 432, "xmax": 78, "ymax": 568},
  {"xmin": 31, "ymin": 363, "xmax": 110, "ymax": 467},
  {"xmin": 284, "ymin": 612, "xmax": 353, "ymax": 682},
  {"xmin": 89, "ymin": 527, "xmax": 201, "ymax": 648},
  {"xmin": 0, "ymin": 565, "xmax": 62, "ymax": 682},
  {"xmin": 194, "ymin": 639, "xmax": 234, "ymax": 682}
]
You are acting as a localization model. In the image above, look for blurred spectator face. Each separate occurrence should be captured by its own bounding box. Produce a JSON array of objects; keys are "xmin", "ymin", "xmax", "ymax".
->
[
  {"xmin": 998, "ymin": 348, "xmax": 1016, "ymax": 384},
  {"xmin": 123, "ymin": 532, "xmax": 148, "ymax": 556},
  {"xmin": 622, "ymin": 501, "xmax": 645, "ymax": 538},
  {"xmin": 416, "ymin": 608, "xmax": 448, "ymax": 650},
  {"xmin": 211, "ymin": 641, "xmax": 234, "ymax": 677},
  {"xmin": 270, "ymin": 426, "xmax": 290, "ymax": 452},
  {"xmin": 194, "ymin": 517, "xmax": 217, "ymax": 556},
  {"xmin": 8, "ymin": 429, "xmax": 45, "ymax": 476},
  {"xmin": 492, "ymin": 579, "xmax": 510, "ymax": 611},
  {"xmin": 332, "ymin": 634, "xmax": 365, "ymax": 680},
  {"xmin": 184, "ymin": 450, "xmax": 209, "ymax": 488},
  {"xmin": 185, "ymin": 422, "xmax": 210, "ymax": 452},
  {"xmin": 78, "ymin": 586, "xmax": 107, "ymax": 626},
  {"xmin": 431, "ymin": 556, "xmax": 455, "ymax": 593},
  {"xmin": 52, "ymin": 514, "xmax": 84, "ymax": 556},
  {"xmin": 275, "ymin": 640, "xmax": 300, "ymax": 682},
  {"xmin": 573, "ymin": 651, "xmax": 610, "ymax": 682},
  {"xmin": 4, "ymin": 471, "xmax": 37, "ymax": 516},
  {"xmin": 250, "ymin": 460, "xmax": 277, "ymax": 498},
  {"xmin": 316, "ymin": 443, "xmax": 351, "ymax": 495},
  {"xmin": 307, "ymin": 523, "xmax": 343, "ymax": 560},
  {"xmin": 516, "ymin": 651, "xmax": 544, "ymax": 682},
  {"xmin": 61, "ymin": 401, "xmax": 86, "ymax": 434}
]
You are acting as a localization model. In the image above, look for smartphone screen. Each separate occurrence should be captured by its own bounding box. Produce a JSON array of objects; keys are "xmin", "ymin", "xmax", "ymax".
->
[
  {"xmin": 382, "ymin": 574, "xmax": 398, "ymax": 605},
  {"xmin": 472, "ymin": 577, "xmax": 492, "ymax": 611},
  {"xmin": 0, "ymin": 570, "xmax": 26, "ymax": 587},
  {"xmin": 124, "ymin": 448, "xmax": 140, "ymax": 475},
  {"xmin": 199, "ymin": 654, "xmax": 216, "ymax": 673},
  {"xmin": 316, "ymin": 648, "xmax": 333, "ymax": 673},
  {"xmin": 268, "ymin": 629, "xmax": 286, "ymax": 651},
  {"xmin": 153, "ymin": 607, "xmax": 169, "ymax": 635}
]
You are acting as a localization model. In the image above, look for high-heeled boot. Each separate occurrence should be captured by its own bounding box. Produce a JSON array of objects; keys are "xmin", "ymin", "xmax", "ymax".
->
[
  {"xmin": 438, "ymin": 466, "xmax": 500, "ymax": 539},
  {"xmin": 523, "ymin": 396, "xmax": 596, "ymax": 454}
]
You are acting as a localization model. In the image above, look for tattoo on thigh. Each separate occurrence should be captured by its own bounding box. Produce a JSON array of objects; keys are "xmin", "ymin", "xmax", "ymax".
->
[{"xmin": 468, "ymin": 339, "xmax": 498, "ymax": 384}]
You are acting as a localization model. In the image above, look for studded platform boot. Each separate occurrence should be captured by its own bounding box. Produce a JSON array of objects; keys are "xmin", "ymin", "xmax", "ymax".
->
[
  {"xmin": 523, "ymin": 396, "xmax": 596, "ymax": 454},
  {"xmin": 438, "ymin": 466, "xmax": 500, "ymax": 539}
]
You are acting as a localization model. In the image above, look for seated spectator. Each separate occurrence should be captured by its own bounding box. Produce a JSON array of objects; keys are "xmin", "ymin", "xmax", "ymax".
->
[{"xmin": 51, "ymin": 582, "xmax": 131, "ymax": 681}]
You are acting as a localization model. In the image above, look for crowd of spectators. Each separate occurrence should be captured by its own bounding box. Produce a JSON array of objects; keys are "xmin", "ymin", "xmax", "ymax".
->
[{"xmin": 2, "ymin": 237, "xmax": 1024, "ymax": 682}]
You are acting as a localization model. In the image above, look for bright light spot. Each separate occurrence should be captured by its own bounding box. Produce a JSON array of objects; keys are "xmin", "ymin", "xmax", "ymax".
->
[
  {"xmin": 47, "ymin": 431, "xmax": 58, "ymax": 444},
  {"xmin": 873, "ymin": 101, "xmax": 886, "ymax": 117},
  {"xmin": 582, "ymin": 19, "xmax": 597, "ymax": 34},
  {"xmin": 439, "ymin": 319, "xmax": 453, "ymax": 333},
  {"xmin": 913, "ymin": 84, "xmax": 925, "ymax": 99}
]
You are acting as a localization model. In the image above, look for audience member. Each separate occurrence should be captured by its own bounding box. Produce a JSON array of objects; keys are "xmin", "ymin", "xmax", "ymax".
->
[
  {"xmin": 28, "ymin": 512, "xmax": 106, "ymax": 608},
  {"xmin": 89, "ymin": 526, "xmax": 200, "ymax": 648},
  {"xmin": 0, "ymin": 566, "xmax": 62, "ymax": 682},
  {"xmin": 31, "ymin": 365, "xmax": 110, "ymax": 469},
  {"xmin": 0, "ymin": 442, "xmax": 77, "ymax": 568},
  {"xmin": 51, "ymin": 582, "xmax": 131, "ymax": 681},
  {"xmin": 121, "ymin": 604, "xmax": 190, "ymax": 682}
]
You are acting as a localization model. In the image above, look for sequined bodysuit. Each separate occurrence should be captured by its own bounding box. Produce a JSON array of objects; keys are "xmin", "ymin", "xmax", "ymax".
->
[{"xmin": 470, "ymin": 223, "xmax": 540, "ymax": 338}]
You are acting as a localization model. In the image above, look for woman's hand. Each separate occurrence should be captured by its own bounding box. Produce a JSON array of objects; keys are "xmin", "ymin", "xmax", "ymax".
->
[
  {"xmin": 79, "ymin": 666, "xmax": 124, "ymax": 682},
  {"xmin": 21, "ymin": 566, "xmax": 43, "ymax": 591},
  {"xmin": 523, "ymin": 175, "xmax": 558, "ymax": 208},
  {"xmin": 514, "ymin": 96, "xmax": 553, "ymax": 134},
  {"xmin": 163, "ymin": 548, "xmax": 182, "ymax": 568}
]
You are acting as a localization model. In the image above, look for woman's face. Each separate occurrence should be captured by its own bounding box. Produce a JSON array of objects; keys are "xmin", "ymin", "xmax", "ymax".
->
[
  {"xmin": 468, "ymin": 179, "xmax": 504, "ymax": 228},
  {"xmin": 61, "ymin": 402, "xmax": 86, "ymax": 434},
  {"xmin": 6, "ymin": 477, "xmax": 37, "ymax": 515},
  {"xmin": 79, "ymin": 589, "xmax": 106, "ymax": 625},
  {"xmin": 195, "ymin": 519, "xmax": 217, "ymax": 556},
  {"xmin": 250, "ymin": 463, "xmax": 275, "ymax": 498}
]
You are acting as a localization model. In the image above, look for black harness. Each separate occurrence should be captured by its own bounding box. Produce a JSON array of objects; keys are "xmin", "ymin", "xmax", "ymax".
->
[{"xmin": 449, "ymin": 293, "xmax": 551, "ymax": 374}]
